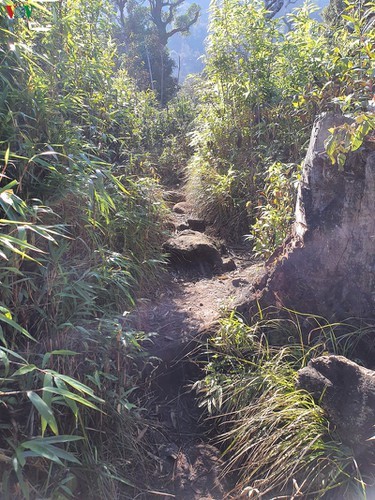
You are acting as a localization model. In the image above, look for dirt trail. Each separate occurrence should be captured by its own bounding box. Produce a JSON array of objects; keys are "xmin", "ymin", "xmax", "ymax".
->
[
  {"xmin": 127, "ymin": 191, "xmax": 263, "ymax": 499},
  {"xmin": 131, "ymin": 257, "xmax": 263, "ymax": 356}
]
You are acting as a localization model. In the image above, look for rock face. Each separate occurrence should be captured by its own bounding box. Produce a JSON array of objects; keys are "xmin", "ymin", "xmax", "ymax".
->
[
  {"xmin": 251, "ymin": 113, "xmax": 375, "ymax": 321},
  {"xmin": 297, "ymin": 355, "xmax": 375, "ymax": 454},
  {"xmin": 163, "ymin": 230, "xmax": 222, "ymax": 269}
]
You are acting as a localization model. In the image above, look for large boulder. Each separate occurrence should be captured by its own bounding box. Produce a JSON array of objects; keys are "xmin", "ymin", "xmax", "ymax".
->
[
  {"xmin": 163, "ymin": 230, "xmax": 222, "ymax": 269},
  {"xmin": 250, "ymin": 113, "xmax": 375, "ymax": 322},
  {"xmin": 297, "ymin": 355, "xmax": 375, "ymax": 454}
]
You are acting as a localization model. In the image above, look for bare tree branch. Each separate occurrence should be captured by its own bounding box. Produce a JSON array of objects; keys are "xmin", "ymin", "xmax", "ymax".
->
[
  {"xmin": 148, "ymin": 0, "xmax": 200, "ymax": 46},
  {"xmin": 264, "ymin": 0, "xmax": 298, "ymax": 18}
]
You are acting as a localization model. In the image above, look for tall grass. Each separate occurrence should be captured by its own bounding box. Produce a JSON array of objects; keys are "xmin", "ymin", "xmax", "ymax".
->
[{"xmin": 194, "ymin": 313, "xmax": 371, "ymax": 498}]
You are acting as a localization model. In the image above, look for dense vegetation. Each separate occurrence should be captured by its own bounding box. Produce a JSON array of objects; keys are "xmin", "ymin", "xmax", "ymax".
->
[
  {"xmin": 0, "ymin": 0, "xmax": 195, "ymax": 496},
  {"xmin": 0, "ymin": 0, "xmax": 374, "ymax": 497},
  {"xmin": 187, "ymin": 0, "xmax": 374, "ymax": 248},
  {"xmin": 195, "ymin": 313, "xmax": 374, "ymax": 498}
]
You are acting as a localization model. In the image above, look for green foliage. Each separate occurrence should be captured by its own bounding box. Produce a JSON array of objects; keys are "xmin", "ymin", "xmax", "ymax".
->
[
  {"xmin": 186, "ymin": 0, "xmax": 326, "ymax": 241},
  {"xmin": 248, "ymin": 162, "xmax": 301, "ymax": 258},
  {"xmin": 155, "ymin": 93, "xmax": 196, "ymax": 184},
  {"xmin": 148, "ymin": 0, "xmax": 200, "ymax": 46},
  {"xmin": 0, "ymin": 0, "xmax": 182, "ymax": 496},
  {"xmin": 175, "ymin": 3, "xmax": 200, "ymax": 33},
  {"xmin": 323, "ymin": 0, "xmax": 347, "ymax": 25},
  {"xmin": 320, "ymin": 0, "xmax": 375, "ymax": 169},
  {"xmin": 325, "ymin": 113, "xmax": 375, "ymax": 169},
  {"xmin": 187, "ymin": 0, "xmax": 375, "ymax": 250},
  {"xmin": 115, "ymin": 0, "xmax": 179, "ymax": 104},
  {"xmin": 1, "ymin": 0, "xmax": 373, "ymax": 496},
  {"xmin": 195, "ymin": 313, "xmax": 369, "ymax": 498},
  {"xmin": 0, "ymin": 190, "xmax": 105, "ymax": 498},
  {"xmin": 187, "ymin": 156, "xmax": 251, "ymax": 240}
]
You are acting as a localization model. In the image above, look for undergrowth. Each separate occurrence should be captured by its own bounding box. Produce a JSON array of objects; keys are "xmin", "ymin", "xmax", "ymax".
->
[
  {"xmin": 194, "ymin": 312, "xmax": 373, "ymax": 498},
  {"xmin": 0, "ymin": 0, "xmax": 196, "ymax": 496}
]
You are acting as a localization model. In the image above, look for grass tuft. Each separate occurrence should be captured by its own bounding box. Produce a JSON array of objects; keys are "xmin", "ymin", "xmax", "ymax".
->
[{"xmin": 194, "ymin": 313, "xmax": 371, "ymax": 498}]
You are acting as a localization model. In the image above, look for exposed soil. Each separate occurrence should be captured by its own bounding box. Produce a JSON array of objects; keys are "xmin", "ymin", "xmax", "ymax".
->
[
  {"xmin": 125, "ymin": 191, "xmax": 264, "ymax": 499},
  {"xmin": 130, "ymin": 256, "xmax": 263, "ymax": 359}
]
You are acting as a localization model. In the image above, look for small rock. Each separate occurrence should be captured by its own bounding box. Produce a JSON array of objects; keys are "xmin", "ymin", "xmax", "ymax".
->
[
  {"xmin": 187, "ymin": 218, "xmax": 206, "ymax": 232},
  {"xmin": 177, "ymin": 223, "xmax": 190, "ymax": 231},
  {"xmin": 297, "ymin": 355, "xmax": 375, "ymax": 454},
  {"xmin": 222, "ymin": 258, "xmax": 236, "ymax": 272},
  {"xmin": 163, "ymin": 230, "xmax": 222, "ymax": 269},
  {"xmin": 173, "ymin": 202, "xmax": 194, "ymax": 215},
  {"xmin": 163, "ymin": 190, "xmax": 186, "ymax": 204},
  {"xmin": 232, "ymin": 278, "xmax": 249, "ymax": 287}
]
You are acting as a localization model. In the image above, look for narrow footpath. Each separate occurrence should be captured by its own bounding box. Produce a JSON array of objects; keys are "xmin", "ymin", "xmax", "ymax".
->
[{"xmin": 127, "ymin": 189, "xmax": 263, "ymax": 499}]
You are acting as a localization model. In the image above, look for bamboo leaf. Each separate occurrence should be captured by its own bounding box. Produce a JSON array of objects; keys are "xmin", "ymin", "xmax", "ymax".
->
[
  {"xmin": 0, "ymin": 313, "xmax": 35, "ymax": 342},
  {"xmin": 43, "ymin": 387, "xmax": 103, "ymax": 412},
  {"xmin": 0, "ymin": 346, "xmax": 27, "ymax": 363},
  {"xmin": 27, "ymin": 391, "xmax": 58, "ymax": 436},
  {"xmin": 54, "ymin": 378, "xmax": 79, "ymax": 417},
  {"xmin": 24, "ymin": 435, "xmax": 83, "ymax": 445},
  {"xmin": 0, "ymin": 181, "xmax": 18, "ymax": 194},
  {"xmin": 49, "ymin": 350, "xmax": 78, "ymax": 356},
  {"xmin": 20, "ymin": 441, "xmax": 81, "ymax": 465},
  {"xmin": 20, "ymin": 442, "xmax": 63, "ymax": 465},
  {"xmin": 48, "ymin": 372, "xmax": 100, "ymax": 398},
  {"xmin": 12, "ymin": 364, "xmax": 38, "ymax": 376},
  {"xmin": 42, "ymin": 373, "xmax": 54, "ymax": 434},
  {"xmin": 15, "ymin": 447, "xmax": 26, "ymax": 468},
  {"xmin": 4, "ymin": 145, "xmax": 10, "ymax": 168}
]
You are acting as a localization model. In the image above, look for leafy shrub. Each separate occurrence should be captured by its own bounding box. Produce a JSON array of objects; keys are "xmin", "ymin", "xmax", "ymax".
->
[
  {"xmin": 185, "ymin": 1, "xmax": 324, "ymax": 241},
  {"xmin": 249, "ymin": 162, "xmax": 301, "ymax": 258},
  {"xmin": 187, "ymin": 156, "xmax": 252, "ymax": 240},
  {"xmin": 0, "ymin": 1, "xmax": 173, "ymax": 496},
  {"xmin": 186, "ymin": 0, "xmax": 374, "ymax": 246}
]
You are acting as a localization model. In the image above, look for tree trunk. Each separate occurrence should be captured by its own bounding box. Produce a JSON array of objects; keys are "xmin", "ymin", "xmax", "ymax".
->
[{"xmin": 160, "ymin": 49, "xmax": 164, "ymax": 106}]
